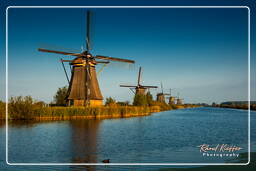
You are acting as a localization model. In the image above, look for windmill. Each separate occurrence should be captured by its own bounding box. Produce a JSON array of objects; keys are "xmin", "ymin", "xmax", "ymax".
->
[
  {"xmin": 176, "ymin": 92, "xmax": 184, "ymax": 105},
  {"xmin": 120, "ymin": 67, "xmax": 157, "ymax": 95},
  {"xmin": 156, "ymin": 83, "xmax": 170, "ymax": 103},
  {"xmin": 38, "ymin": 11, "xmax": 135, "ymax": 106},
  {"xmin": 168, "ymin": 88, "xmax": 176, "ymax": 105}
]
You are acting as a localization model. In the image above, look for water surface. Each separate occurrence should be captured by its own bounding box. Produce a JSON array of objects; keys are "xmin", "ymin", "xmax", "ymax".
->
[{"xmin": 0, "ymin": 107, "xmax": 255, "ymax": 170}]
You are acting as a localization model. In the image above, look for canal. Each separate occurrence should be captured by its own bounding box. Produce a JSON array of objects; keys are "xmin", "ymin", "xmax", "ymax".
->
[{"xmin": 0, "ymin": 107, "xmax": 255, "ymax": 170}]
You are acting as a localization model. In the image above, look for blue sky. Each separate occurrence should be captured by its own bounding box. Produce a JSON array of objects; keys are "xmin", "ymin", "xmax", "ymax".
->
[{"xmin": 0, "ymin": 0, "xmax": 255, "ymax": 104}]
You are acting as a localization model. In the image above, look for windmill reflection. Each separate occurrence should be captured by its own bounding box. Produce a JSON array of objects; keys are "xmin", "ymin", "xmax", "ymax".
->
[
  {"xmin": 70, "ymin": 119, "xmax": 101, "ymax": 170},
  {"xmin": 0, "ymin": 121, "xmax": 4, "ymax": 128}
]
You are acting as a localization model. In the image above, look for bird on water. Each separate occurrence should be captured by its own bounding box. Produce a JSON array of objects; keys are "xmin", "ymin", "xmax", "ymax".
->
[{"xmin": 102, "ymin": 159, "xmax": 110, "ymax": 163}]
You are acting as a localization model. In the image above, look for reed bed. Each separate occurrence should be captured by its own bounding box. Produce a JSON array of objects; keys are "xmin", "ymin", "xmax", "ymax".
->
[
  {"xmin": 36, "ymin": 106, "xmax": 160, "ymax": 120},
  {"xmin": 5, "ymin": 105, "xmax": 161, "ymax": 121},
  {"xmin": 0, "ymin": 96, "xmax": 201, "ymax": 121},
  {"xmin": 0, "ymin": 104, "xmax": 201, "ymax": 121},
  {"xmin": 0, "ymin": 101, "xmax": 5, "ymax": 120}
]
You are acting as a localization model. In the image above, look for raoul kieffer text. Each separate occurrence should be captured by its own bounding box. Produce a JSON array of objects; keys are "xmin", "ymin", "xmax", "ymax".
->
[{"xmin": 197, "ymin": 144, "xmax": 243, "ymax": 158}]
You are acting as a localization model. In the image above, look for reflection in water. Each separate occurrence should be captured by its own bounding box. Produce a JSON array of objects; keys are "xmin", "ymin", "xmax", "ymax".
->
[
  {"xmin": 8, "ymin": 120, "xmax": 38, "ymax": 128},
  {"xmin": 70, "ymin": 120, "xmax": 101, "ymax": 171},
  {"xmin": 0, "ymin": 121, "xmax": 5, "ymax": 128}
]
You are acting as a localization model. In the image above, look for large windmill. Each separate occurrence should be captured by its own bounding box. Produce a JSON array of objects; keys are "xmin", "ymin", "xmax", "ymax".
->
[
  {"xmin": 120, "ymin": 67, "xmax": 157, "ymax": 95},
  {"xmin": 156, "ymin": 83, "xmax": 170, "ymax": 103},
  {"xmin": 38, "ymin": 11, "xmax": 135, "ymax": 106}
]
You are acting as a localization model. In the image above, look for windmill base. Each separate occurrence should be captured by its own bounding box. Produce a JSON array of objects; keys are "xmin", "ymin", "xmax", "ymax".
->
[
  {"xmin": 169, "ymin": 102, "xmax": 175, "ymax": 105},
  {"xmin": 67, "ymin": 99, "xmax": 103, "ymax": 106}
]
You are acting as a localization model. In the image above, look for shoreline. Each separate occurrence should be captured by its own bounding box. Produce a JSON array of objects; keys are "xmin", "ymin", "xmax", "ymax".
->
[
  {"xmin": 0, "ymin": 105, "xmax": 200, "ymax": 121},
  {"xmin": 212, "ymin": 105, "xmax": 256, "ymax": 111}
]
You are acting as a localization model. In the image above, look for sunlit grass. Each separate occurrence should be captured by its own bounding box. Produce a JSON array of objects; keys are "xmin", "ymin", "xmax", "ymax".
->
[{"xmin": 0, "ymin": 96, "xmax": 200, "ymax": 120}]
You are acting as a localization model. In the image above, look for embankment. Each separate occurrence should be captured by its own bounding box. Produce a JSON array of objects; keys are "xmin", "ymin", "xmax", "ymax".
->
[
  {"xmin": 0, "ymin": 103, "xmax": 200, "ymax": 121},
  {"xmin": 1, "ymin": 105, "xmax": 161, "ymax": 121},
  {"xmin": 33, "ymin": 106, "xmax": 161, "ymax": 121}
]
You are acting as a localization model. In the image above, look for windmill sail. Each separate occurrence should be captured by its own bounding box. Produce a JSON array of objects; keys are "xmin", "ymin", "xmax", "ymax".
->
[{"xmin": 120, "ymin": 67, "xmax": 157, "ymax": 95}]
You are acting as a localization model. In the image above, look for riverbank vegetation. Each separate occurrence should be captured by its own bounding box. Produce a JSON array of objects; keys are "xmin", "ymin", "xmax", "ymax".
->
[
  {"xmin": 53, "ymin": 86, "xmax": 68, "ymax": 106},
  {"xmin": 0, "ymin": 95, "xmax": 200, "ymax": 120},
  {"xmin": 0, "ymin": 100, "xmax": 5, "ymax": 120},
  {"xmin": 212, "ymin": 101, "xmax": 256, "ymax": 111}
]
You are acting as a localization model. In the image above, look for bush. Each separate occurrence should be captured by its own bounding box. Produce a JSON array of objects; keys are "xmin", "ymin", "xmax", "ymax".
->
[
  {"xmin": 133, "ymin": 94, "xmax": 148, "ymax": 106},
  {"xmin": 146, "ymin": 91, "xmax": 154, "ymax": 106},
  {"xmin": 105, "ymin": 97, "xmax": 117, "ymax": 106},
  {"xmin": 9, "ymin": 96, "xmax": 35, "ymax": 120},
  {"xmin": 54, "ymin": 86, "xmax": 68, "ymax": 106},
  {"xmin": 117, "ymin": 101, "xmax": 129, "ymax": 106}
]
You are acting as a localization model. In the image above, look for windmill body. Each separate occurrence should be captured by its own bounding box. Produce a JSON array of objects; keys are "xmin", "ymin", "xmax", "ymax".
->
[
  {"xmin": 156, "ymin": 83, "xmax": 170, "ymax": 103},
  {"xmin": 39, "ymin": 11, "xmax": 134, "ymax": 106},
  {"xmin": 168, "ymin": 96, "xmax": 175, "ymax": 105},
  {"xmin": 176, "ymin": 92, "xmax": 184, "ymax": 105},
  {"xmin": 120, "ymin": 67, "xmax": 157, "ymax": 96},
  {"xmin": 156, "ymin": 93, "xmax": 166, "ymax": 103},
  {"xmin": 67, "ymin": 57, "xmax": 103, "ymax": 106},
  {"xmin": 135, "ymin": 86, "xmax": 147, "ymax": 95},
  {"xmin": 176, "ymin": 98, "xmax": 184, "ymax": 105},
  {"xmin": 168, "ymin": 88, "xmax": 175, "ymax": 105}
]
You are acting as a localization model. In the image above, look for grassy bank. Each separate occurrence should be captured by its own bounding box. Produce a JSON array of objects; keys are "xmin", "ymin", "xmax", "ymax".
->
[
  {"xmin": 0, "ymin": 96, "xmax": 200, "ymax": 121},
  {"xmin": 33, "ymin": 106, "xmax": 161, "ymax": 121},
  {"xmin": 1, "ymin": 105, "xmax": 199, "ymax": 121},
  {"xmin": 1, "ymin": 105, "xmax": 160, "ymax": 120}
]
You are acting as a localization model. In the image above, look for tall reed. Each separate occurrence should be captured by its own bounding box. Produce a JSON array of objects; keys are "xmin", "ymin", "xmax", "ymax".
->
[
  {"xmin": 0, "ymin": 101, "xmax": 5, "ymax": 120},
  {"xmin": 2, "ymin": 96, "xmax": 201, "ymax": 121}
]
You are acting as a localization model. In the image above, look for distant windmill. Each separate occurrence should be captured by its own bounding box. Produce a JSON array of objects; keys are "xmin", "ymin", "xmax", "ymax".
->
[
  {"xmin": 38, "ymin": 11, "xmax": 135, "ymax": 106},
  {"xmin": 168, "ymin": 88, "xmax": 176, "ymax": 105},
  {"xmin": 176, "ymin": 92, "xmax": 184, "ymax": 105},
  {"xmin": 120, "ymin": 67, "xmax": 158, "ymax": 95},
  {"xmin": 156, "ymin": 82, "xmax": 170, "ymax": 103}
]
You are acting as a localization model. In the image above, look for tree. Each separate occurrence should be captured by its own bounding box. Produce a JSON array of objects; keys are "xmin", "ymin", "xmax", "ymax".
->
[
  {"xmin": 146, "ymin": 91, "xmax": 153, "ymax": 106},
  {"xmin": 133, "ymin": 94, "xmax": 148, "ymax": 106},
  {"xmin": 9, "ymin": 96, "xmax": 34, "ymax": 119},
  {"xmin": 54, "ymin": 86, "xmax": 68, "ymax": 106},
  {"xmin": 105, "ymin": 97, "xmax": 117, "ymax": 106}
]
